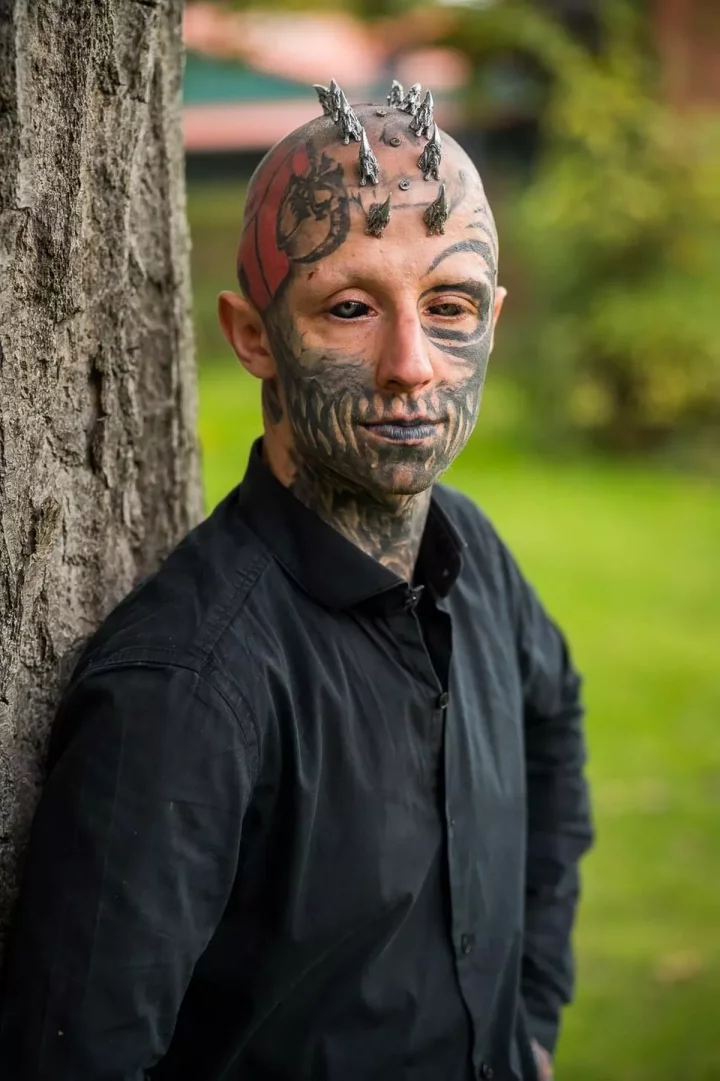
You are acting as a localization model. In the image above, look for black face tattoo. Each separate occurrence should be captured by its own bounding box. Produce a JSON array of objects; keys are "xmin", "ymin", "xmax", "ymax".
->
[
  {"xmin": 261, "ymin": 269, "xmax": 492, "ymax": 578},
  {"xmin": 238, "ymin": 110, "xmax": 498, "ymax": 579},
  {"xmin": 262, "ymin": 306, "xmax": 436, "ymax": 579}
]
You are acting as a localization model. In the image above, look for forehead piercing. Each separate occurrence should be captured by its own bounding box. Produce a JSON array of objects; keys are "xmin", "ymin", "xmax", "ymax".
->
[
  {"xmin": 418, "ymin": 124, "xmax": 442, "ymax": 181},
  {"xmin": 410, "ymin": 90, "xmax": 434, "ymax": 138},
  {"xmin": 359, "ymin": 129, "xmax": 380, "ymax": 186},
  {"xmin": 424, "ymin": 183, "xmax": 450, "ymax": 235},
  {"xmin": 399, "ymin": 83, "xmax": 422, "ymax": 115},
  {"xmin": 389, "ymin": 135, "xmax": 402, "ymax": 147},
  {"xmin": 366, "ymin": 195, "xmax": 392, "ymax": 238},
  {"xmin": 375, "ymin": 108, "xmax": 387, "ymax": 117},
  {"xmin": 399, "ymin": 178, "xmax": 411, "ymax": 191},
  {"xmin": 387, "ymin": 79, "xmax": 404, "ymax": 107}
]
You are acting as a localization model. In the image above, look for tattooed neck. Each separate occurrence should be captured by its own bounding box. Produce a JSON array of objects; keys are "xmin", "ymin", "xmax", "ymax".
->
[{"xmin": 289, "ymin": 457, "xmax": 432, "ymax": 582}]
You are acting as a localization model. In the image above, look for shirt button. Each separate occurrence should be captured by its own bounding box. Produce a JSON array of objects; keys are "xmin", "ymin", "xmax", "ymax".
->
[
  {"xmin": 478, "ymin": 1065, "xmax": 494, "ymax": 1080},
  {"xmin": 460, "ymin": 932, "xmax": 475, "ymax": 956},
  {"xmin": 405, "ymin": 586, "xmax": 423, "ymax": 611},
  {"xmin": 437, "ymin": 691, "xmax": 450, "ymax": 709}
]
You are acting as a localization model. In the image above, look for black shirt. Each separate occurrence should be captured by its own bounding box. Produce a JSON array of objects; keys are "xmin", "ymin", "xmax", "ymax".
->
[{"xmin": 0, "ymin": 441, "xmax": 593, "ymax": 1081}]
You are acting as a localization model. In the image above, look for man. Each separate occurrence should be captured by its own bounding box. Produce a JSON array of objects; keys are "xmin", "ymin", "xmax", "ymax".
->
[{"xmin": 0, "ymin": 84, "xmax": 593, "ymax": 1080}]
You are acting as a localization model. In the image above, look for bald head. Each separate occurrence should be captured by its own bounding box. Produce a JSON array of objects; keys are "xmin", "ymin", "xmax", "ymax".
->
[{"xmin": 237, "ymin": 104, "xmax": 497, "ymax": 314}]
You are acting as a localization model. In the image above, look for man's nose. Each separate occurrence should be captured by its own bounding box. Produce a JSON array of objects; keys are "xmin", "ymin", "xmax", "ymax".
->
[{"xmin": 375, "ymin": 312, "xmax": 434, "ymax": 393}]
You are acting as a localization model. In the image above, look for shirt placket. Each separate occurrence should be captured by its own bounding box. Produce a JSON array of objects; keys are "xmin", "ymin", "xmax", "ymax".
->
[{"xmin": 438, "ymin": 594, "xmax": 498, "ymax": 1081}]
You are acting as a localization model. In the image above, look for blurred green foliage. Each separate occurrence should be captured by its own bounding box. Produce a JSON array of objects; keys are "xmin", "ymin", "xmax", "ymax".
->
[
  {"xmin": 197, "ymin": 0, "xmax": 720, "ymax": 459},
  {"xmin": 449, "ymin": 1, "xmax": 720, "ymax": 455}
]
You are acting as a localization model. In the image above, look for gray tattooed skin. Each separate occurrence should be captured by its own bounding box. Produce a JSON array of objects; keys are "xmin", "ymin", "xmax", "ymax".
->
[{"xmin": 229, "ymin": 105, "xmax": 501, "ymax": 580}]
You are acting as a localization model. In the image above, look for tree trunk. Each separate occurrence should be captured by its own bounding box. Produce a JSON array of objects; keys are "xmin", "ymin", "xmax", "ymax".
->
[{"xmin": 0, "ymin": 0, "xmax": 202, "ymax": 952}]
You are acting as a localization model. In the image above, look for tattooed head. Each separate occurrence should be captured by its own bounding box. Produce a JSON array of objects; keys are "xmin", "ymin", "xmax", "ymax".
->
[{"xmin": 219, "ymin": 105, "xmax": 505, "ymax": 573}]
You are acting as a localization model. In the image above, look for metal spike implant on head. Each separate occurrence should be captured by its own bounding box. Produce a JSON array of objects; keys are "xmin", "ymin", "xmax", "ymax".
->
[
  {"xmin": 418, "ymin": 124, "xmax": 442, "ymax": 181},
  {"xmin": 314, "ymin": 82, "xmax": 333, "ymax": 116},
  {"xmin": 338, "ymin": 92, "xmax": 363, "ymax": 144},
  {"xmin": 424, "ymin": 183, "xmax": 449, "ymax": 235},
  {"xmin": 398, "ymin": 83, "xmax": 422, "ymax": 115},
  {"xmin": 314, "ymin": 80, "xmax": 363, "ymax": 144},
  {"xmin": 410, "ymin": 90, "xmax": 434, "ymax": 138},
  {"xmin": 387, "ymin": 79, "xmax": 404, "ymax": 107},
  {"xmin": 313, "ymin": 78, "xmax": 344, "ymax": 122},
  {"xmin": 358, "ymin": 129, "xmax": 380, "ymax": 186},
  {"xmin": 366, "ymin": 194, "xmax": 391, "ymax": 238}
]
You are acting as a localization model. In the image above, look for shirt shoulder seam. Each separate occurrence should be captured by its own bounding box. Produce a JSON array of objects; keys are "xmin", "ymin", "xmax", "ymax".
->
[
  {"xmin": 78, "ymin": 653, "xmax": 261, "ymax": 772},
  {"xmin": 85, "ymin": 548, "xmax": 271, "ymax": 675}
]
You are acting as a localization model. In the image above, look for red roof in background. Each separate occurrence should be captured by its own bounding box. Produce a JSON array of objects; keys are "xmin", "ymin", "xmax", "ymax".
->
[
  {"xmin": 184, "ymin": 4, "xmax": 383, "ymax": 92},
  {"xmin": 182, "ymin": 2, "xmax": 469, "ymax": 152},
  {"xmin": 185, "ymin": 101, "xmax": 327, "ymax": 153}
]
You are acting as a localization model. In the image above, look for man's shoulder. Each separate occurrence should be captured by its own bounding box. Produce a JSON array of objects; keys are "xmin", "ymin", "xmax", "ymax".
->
[
  {"xmin": 434, "ymin": 482, "xmax": 525, "ymax": 601},
  {"xmin": 74, "ymin": 487, "xmax": 275, "ymax": 681},
  {"xmin": 434, "ymin": 482, "xmax": 507, "ymax": 557}
]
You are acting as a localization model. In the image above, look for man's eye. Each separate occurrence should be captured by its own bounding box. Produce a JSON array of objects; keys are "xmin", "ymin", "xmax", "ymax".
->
[
  {"xmin": 427, "ymin": 302, "xmax": 468, "ymax": 318},
  {"xmin": 330, "ymin": 300, "xmax": 371, "ymax": 319}
]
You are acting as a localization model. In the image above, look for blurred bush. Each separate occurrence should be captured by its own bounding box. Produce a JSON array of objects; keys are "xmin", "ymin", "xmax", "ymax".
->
[{"xmin": 451, "ymin": 1, "xmax": 720, "ymax": 458}]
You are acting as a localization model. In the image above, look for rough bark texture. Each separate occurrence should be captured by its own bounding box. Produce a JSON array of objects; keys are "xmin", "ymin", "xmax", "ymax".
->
[{"xmin": 0, "ymin": 0, "xmax": 202, "ymax": 952}]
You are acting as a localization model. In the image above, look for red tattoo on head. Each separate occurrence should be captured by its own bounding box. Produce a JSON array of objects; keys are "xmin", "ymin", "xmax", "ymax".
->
[
  {"xmin": 238, "ymin": 144, "xmax": 307, "ymax": 312},
  {"xmin": 238, "ymin": 140, "xmax": 351, "ymax": 313}
]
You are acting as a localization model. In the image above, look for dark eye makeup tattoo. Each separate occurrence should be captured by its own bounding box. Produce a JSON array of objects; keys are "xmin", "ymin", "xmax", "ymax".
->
[{"xmin": 331, "ymin": 300, "xmax": 371, "ymax": 319}]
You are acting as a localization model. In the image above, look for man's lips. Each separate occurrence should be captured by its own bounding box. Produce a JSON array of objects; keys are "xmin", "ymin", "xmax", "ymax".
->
[
  {"xmin": 358, "ymin": 417, "xmax": 445, "ymax": 443},
  {"xmin": 361, "ymin": 417, "xmax": 443, "ymax": 427}
]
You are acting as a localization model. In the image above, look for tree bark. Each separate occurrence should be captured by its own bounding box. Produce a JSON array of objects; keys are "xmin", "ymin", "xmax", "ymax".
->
[{"xmin": 0, "ymin": 0, "xmax": 201, "ymax": 952}]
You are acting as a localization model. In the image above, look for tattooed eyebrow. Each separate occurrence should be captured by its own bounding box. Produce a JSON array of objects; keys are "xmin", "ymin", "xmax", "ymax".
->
[
  {"xmin": 427, "ymin": 240, "xmax": 497, "ymax": 276},
  {"xmin": 420, "ymin": 279, "xmax": 488, "ymax": 302}
]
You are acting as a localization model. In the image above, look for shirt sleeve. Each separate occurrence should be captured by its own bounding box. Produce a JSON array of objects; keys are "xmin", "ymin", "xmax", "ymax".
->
[
  {"xmin": 0, "ymin": 661, "xmax": 256, "ymax": 1080},
  {"xmin": 507, "ymin": 555, "xmax": 594, "ymax": 1057}
]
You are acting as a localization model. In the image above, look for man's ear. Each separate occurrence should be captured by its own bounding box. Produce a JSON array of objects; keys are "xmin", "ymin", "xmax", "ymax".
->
[
  {"xmin": 489, "ymin": 285, "xmax": 507, "ymax": 353},
  {"xmin": 493, "ymin": 286, "xmax": 507, "ymax": 329},
  {"xmin": 218, "ymin": 291, "xmax": 276, "ymax": 379}
]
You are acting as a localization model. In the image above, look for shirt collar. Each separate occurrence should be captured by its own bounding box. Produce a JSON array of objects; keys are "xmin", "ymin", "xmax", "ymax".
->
[{"xmin": 234, "ymin": 440, "xmax": 464, "ymax": 612}]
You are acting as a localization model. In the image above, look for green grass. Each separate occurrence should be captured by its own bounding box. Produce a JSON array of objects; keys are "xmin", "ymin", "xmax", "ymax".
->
[{"xmin": 190, "ymin": 181, "xmax": 720, "ymax": 1081}]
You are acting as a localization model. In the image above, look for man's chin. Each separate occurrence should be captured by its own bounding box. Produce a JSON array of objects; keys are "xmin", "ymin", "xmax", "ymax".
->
[
  {"xmin": 359, "ymin": 459, "xmax": 443, "ymax": 499},
  {"xmin": 296, "ymin": 440, "xmax": 446, "ymax": 498}
]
